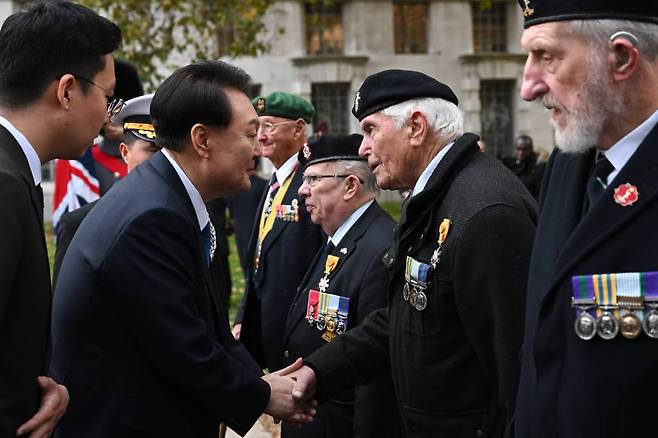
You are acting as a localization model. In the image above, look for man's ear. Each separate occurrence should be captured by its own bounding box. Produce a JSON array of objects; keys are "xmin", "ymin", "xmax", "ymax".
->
[
  {"xmin": 609, "ymin": 36, "xmax": 640, "ymax": 83},
  {"xmin": 292, "ymin": 119, "xmax": 307, "ymax": 140},
  {"xmin": 190, "ymin": 123, "xmax": 211, "ymax": 158},
  {"xmin": 408, "ymin": 111, "xmax": 429, "ymax": 148},
  {"xmin": 56, "ymin": 74, "xmax": 76, "ymax": 110},
  {"xmin": 119, "ymin": 142, "xmax": 129, "ymax": 164},
  {"xmin": 343, "ymin": 175, "xmax": 359, "ymax": 200}
]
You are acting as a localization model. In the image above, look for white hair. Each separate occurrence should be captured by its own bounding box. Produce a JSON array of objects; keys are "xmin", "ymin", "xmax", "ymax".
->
[
  {"xmin": 381, "ymin": 97, "xmax": 464, "ymax": 142},
  {"xmin": 332, "ymin": 160, "xmax": 379, "ymax": 195},
  {"xmin": 567, "ymin": 19, "xmax": 658, "ymax": 61}
]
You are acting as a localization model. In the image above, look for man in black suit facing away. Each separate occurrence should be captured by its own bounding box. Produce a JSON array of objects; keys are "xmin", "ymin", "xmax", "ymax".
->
[
  {"xmin": 0, "ymin": 2, "xmax": 120, "ymax": 436},
  {"xmin": 51, "ymin": 60, "xmax": 314, "ymax": 438},
  {"xmin": 281, "ymin": 133, "xmax": 399, "ymax": 438},
  {"xmin": 513, "ymin": 2, "xmax": 658, "ymax": 437}
]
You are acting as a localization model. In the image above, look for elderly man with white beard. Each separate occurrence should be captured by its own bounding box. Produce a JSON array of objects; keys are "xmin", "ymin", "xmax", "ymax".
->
[{"xmin": 513, "ymin": 1, "xmax": 658, "ymax": 438}]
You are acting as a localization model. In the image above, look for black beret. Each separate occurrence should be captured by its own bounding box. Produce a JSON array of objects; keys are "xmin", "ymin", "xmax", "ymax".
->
[
  {"xmin": 114, "ymin": 59, "xmax": 144, "ymax": 101},
  {"xmin": 298, "ymin": 134, "xmax": 364, "ymax": 169},
  {"xmin": 518, "ymin": 0, "xmax": 658, "ymax": 28},
  {"xmin": 351, "ymin": 69, "xmax": 458, "ymax": 122}
]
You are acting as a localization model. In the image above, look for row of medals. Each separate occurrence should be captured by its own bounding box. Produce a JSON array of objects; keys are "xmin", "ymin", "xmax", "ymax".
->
[
  {"xmin": 573, "ymin": 298, "xmax": 658, "ymax": 340},
  {"xmin": 403, "ymin": 281, "xmax": 427, "ymax": 311},
  {"xmin": 307, "ymin": 311, "xmax": 347, "ymax": 335}
]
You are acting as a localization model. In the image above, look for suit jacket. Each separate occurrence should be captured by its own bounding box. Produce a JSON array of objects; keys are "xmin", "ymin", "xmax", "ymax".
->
[
  {"xmin": 514, "ymin": 122, "xmax": 658, "ymax": 438},
  {"xmin": 51, "ymin": 151, "xmax": 269, "ymax": 438},
  {"xmin": 0, "ymin": 126, "xmax": 52, "ymax": 436},
  {"xmin": 53, "ymin": 199, "xmax": 97, "ymax": 286},
  {"xmin": 306, "ymin": 134, "xmax": 537, "ymax": 438},
  {"xmin": 282, "ymin": 201, "xmax": 400, "ymax": 438},
  {"xmin": 237, "ymin": 165, "xmax": 324, "ymax": 370}
]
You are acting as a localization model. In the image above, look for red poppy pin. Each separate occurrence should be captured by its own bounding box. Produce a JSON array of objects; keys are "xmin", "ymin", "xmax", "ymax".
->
[{"xmin": 613, "ymin": 183, "xmax": 639, "ymax": 207}]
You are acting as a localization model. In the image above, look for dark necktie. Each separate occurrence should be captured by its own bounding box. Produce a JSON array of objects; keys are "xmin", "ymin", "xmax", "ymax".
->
[
  {"xmin": 268, "ymin": 173, "xmax": 280, "ymax": 198},
  {"xmin": 35, "ymin": 183, "xmax": 44, "ymax": 221},
  {"xmin": 586, "ymin": 155, "xmax": 614, "ymax": 211},
  {"xmin": 308, "ymin": 241, "xmax": 336, "ymax": 288},
  {"xmin": 201, "ymin": 220, "xmax": 215, "ymax": 267}
]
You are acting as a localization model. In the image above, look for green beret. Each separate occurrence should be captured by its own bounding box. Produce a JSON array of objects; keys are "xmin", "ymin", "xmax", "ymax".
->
[{"xmin": 252, "ymin": 92, "xmax": 315, "ymax": 123}]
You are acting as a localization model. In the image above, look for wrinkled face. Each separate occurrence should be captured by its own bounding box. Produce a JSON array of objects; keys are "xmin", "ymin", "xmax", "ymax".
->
[
  {"xmin": 520, "ymin": 22, "xmax": 621, "ymax": 153},
  {"xmin": 121, "ymin": 139, "xmax": 159, "ymax": 173},
  {"xmin": 298, "ymin": 161, "xmax": 348, "ymax": 235},
  {"xmin": 67, "ymin": 54, "xmax": 116, "ymax": 158},
  {"xmin": 207, "ymin": 89, "xmax": 261, "ymax": 193},
  {"xmin": 256, "ymin": 115, "xmax": 300, "ymax": 167},
  {"xmin": 358, "ymin": 112, "xmax": 411, "ymax": 190}
]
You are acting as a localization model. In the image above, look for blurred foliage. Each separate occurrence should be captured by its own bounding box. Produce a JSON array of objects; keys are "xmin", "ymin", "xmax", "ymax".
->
[{"xmin": 16, "ymin": 0, "xmax": 277, "ymax": 90}]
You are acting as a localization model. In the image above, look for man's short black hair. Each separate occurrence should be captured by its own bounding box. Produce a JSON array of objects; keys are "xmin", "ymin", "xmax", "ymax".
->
[
  {"xmin": 151, "ymin": 60, "xmax": 251, "ymax": 152},
  {"xmin": 0, "ymin": 0, "xmax": 121, "ymax": 108},
  {"xmin": 516, "ymin": 134, "xmax": 534, "ymax": 150}
]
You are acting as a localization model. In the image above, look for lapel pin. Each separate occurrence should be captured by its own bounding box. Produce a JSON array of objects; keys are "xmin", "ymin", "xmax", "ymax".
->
[
  {"xmin": 613, "ymin": 183, "xmax": 639, "ymax": 207},
  {"xmin": 340, "ymin": 247, "xmax": 347, "ymax": 254}
]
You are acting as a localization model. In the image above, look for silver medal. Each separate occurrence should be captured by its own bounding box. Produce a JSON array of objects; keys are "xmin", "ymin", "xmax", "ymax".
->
[
  {"xmin": 409, "ymin": 287, "xmax": 417, "ymax": 306},
  {"xmin": 316, "ymin": 315, "xmax": 327, "ymax": 331},
  {"xmin": 574, "ymin": 311, "xmax": 597, "ymax": 340},
  {"xmin": 336, "ymin": 319, "xmax": 346, "ymax": 335},
  {"xmin": 415, "ymin": 290, "xmax": 427, "ymax": 311},
  {"xmin": 403, "ymin": 282, "xmax": 410, "ymax": 301},
  {"xmin": 597, "ymin": 312, "xmax": 619, "ymax": 340},
  {"xmin": 642, "ymin": 309, "xmax": 658, "ymax": 338}
]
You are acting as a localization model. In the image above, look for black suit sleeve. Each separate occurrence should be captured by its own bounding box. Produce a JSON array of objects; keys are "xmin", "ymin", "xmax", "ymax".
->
[
  {"xmin": 102, "ymin": 208, "xmax": 269, "ymax": 435},
  {"xmin": 305, "ymin": 304, "xmax": 391, "ymax": 401},
  {"xmin": 352, "ymin": 246, "xmax": 398, "ymax": 437},
  {"xmin": 0, "ymin": 173, "xmax": 27, "ymax": 334},
  {"xmin": 452, "ymin": 204, "xmax": 534, "ymax": 422},
  {"xmin": 53, "ymin": 212, "xmax": 75, "ymax": 287}
]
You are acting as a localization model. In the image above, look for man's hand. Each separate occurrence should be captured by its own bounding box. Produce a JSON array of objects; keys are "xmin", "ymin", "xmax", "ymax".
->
[
  {"xmin": 263, "ymin": 359, "xmax": 316, "ymax": 425},
  {"xmin": 289, "ymin": 365, "xmax": 317, "ymax": 404},
  {"xmin": 17, "ymin": 376, "xmax": 69, "ymax": 438},
  {"xmin": 231, "ymin": 323, "xmax": 241, "ymax": 340}
]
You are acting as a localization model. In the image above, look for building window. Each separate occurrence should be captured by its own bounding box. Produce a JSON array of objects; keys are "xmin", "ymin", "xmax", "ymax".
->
[
  {"xmin": 305, "ymin": 2, "xmax": 343, "ymax": 55},
  {"xmin": 311, "ymin": 83, "xmax": 350, "ymax": 135},
  {"xmin": 216, "ymin": 25, "xmax": 235, "ymax": 57},
  {"xmin": 472, "ymin": 1, "xmax": 507, "ymax": 53},
  {"xmin": 479, "ymin": 80, "xmax": 514, "ymax": 158},
  {"xmin": 393, "ymin": 2, "xmax": 428, "ymax": 54}
]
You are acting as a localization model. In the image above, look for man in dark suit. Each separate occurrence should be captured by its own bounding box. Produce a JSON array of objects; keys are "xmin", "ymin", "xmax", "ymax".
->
[
  {"xmin": 233, "ymin": 92, "xmax": 324, "ymax": 372},
  {"xmin": 513, "ymin": 3, "xmax": 658, "ymax": 437},
  {"xmin": 289, "ymin": 70, "xmax": 537, "ymax": 437},
  {"xmin": 281, "ymin": 133, "xmax": 399, "ymax": 437},
  {"xmin": 53, "ymin": 93, "xmax": 160, "ymax": 285},
  {"xmin": 0, "ymin": 2, "xmax": 120, "ymax": 436},
  {"xmin": 51, "ymin": 61, "xmax": 314, "ymax": 438}
]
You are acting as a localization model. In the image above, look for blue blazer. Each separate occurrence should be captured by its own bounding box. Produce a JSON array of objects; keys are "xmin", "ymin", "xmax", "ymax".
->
[{"xmin": 51, "ymin": 151, "xmax": 269, "ymax": 438}]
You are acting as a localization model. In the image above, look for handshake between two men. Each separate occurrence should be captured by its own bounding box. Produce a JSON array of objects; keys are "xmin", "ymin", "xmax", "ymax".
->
[{"xmin": 261, "ymin": 359, "xmax": 318, "ymax": 425}]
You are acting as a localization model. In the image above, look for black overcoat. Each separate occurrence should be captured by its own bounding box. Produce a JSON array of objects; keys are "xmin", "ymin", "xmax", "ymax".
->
[{"xmin": 306, "ymin": 134, "xmax": 537, "ymax": 438}]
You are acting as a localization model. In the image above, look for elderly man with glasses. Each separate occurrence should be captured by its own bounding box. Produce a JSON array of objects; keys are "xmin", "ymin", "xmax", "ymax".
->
[
  {"xmin": 279, "ymin": 133, "xmax": 399, "ymax": 438},
  {"xmin": 234, "ymin": 92, "xmax": 324, "ymax": 374}
]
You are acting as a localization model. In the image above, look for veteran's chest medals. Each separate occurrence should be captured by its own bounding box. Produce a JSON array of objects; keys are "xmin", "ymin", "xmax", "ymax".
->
[
  {"xmin": 304, "ymin": 254, "xmax": 349, "ymax": 342},
  {"xmin": 571, "ymin": 271, "xmax": 658, "ymax": 341},
  {"xmin": 404, "ymin": 218, "xmax": 452, "ymax": 312}
]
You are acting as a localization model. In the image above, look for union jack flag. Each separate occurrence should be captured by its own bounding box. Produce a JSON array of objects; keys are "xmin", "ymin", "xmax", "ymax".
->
[{"xmin": 52, "ymin": 148, "xmax": 100, "ymax": 229}]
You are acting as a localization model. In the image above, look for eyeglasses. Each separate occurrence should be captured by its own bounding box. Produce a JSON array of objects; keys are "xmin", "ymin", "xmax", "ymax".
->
[
  {"xmin": 258, "ymin": 120, "xmax": 296, "ymax": 134},
  {"xmin": 74, "ymin": 75, "xmax": 125, "ymax": 118},
  {"xmin": 302, "ymin": 173, "xmax": 364, "ymax": 187}
]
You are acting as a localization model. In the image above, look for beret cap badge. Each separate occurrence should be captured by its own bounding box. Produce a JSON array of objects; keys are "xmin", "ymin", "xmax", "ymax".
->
[
  {"xmin": 256, "ymin": 97, "xmax": 266, "ymax": 113},
  {"xmin": 302, "ymin": 143, "xmax": 312, "ymax": 160},
  {"xmin": 354, "ymin": 92, "xmax": 361, "ymax": 112},
  {"xmin": 522, "ymin": 0, "xmax": 535, "ymax": 17}
]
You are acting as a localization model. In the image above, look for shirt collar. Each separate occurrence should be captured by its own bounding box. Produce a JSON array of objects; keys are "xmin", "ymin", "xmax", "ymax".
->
[
  {"xmin": 411, "ymin": 142, "xmax": 454, "ymax": 197},
  {"xmin": 0, "ymin": 115, "xmax": 42, "ymax": 185},
  {"xmin": 273, "ymin": 152, "xmax": 299, "ymax": 185},
  {"xmin": 161, "ymin": 149, "xmax": 208, "ymax": 230},
  {"xmin": 329, "ymin": 199, "xmax": 373, "ymax": 247},
  {"xmin": 603, "ymin": 109, "xmax": 658, "ymax": 184}
]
